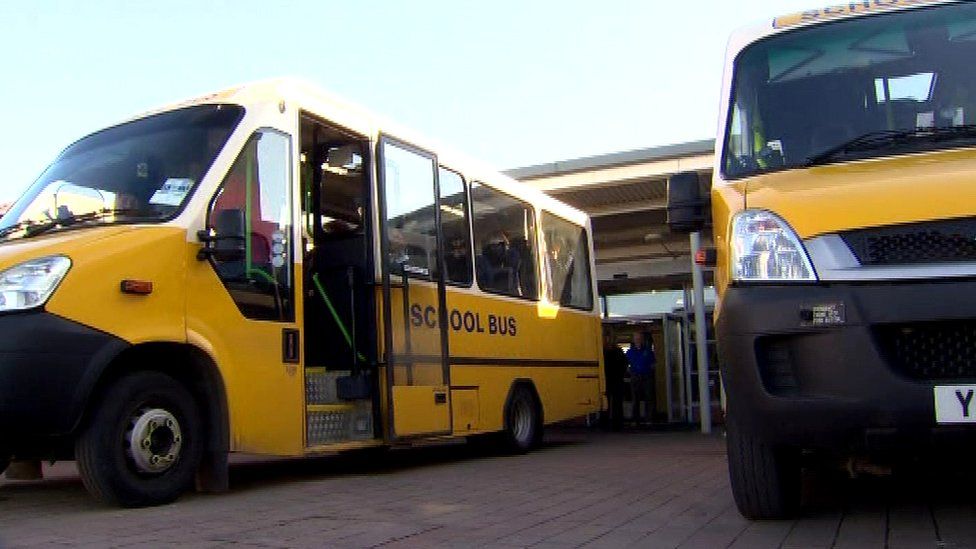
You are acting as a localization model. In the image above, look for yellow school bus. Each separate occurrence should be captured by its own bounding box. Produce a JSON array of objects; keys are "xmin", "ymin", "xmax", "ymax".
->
[
  {"xmin": 669, "ymin": 0, "xmax": 976, "ymax": 519},
  {"xmin": 0, "ymin": 79, "xmax": 602, "ymax": 506}
]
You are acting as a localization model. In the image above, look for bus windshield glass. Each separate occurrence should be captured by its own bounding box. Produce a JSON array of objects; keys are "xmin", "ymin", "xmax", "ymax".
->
[
  {"xmin": 723, "ymin": 2, "xmax": 976, "ymax": 178},
  {"xmin": 0, "ymin": 104, "xmax": 244, "ymax": 240}
]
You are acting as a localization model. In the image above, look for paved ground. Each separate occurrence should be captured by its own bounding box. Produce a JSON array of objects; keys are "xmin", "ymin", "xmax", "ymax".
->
[{"xmin": 0, "ymin": 428, "xmax": 974, "ymax": 548}]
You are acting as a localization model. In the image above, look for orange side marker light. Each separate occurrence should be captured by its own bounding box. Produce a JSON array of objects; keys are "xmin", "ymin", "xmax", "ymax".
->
[{"xmin": 120, "ymin": 279, "xmax": 153, "ymax": 295}]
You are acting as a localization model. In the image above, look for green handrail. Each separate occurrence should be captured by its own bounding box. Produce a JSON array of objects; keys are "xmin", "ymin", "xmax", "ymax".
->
[
  {"xmin": 247, "ymin": 266, "xmax": 277, "ymax": 285},
  {"xmin": 311, "ymin": 273, "xmax": 366, "ymax": 362}
]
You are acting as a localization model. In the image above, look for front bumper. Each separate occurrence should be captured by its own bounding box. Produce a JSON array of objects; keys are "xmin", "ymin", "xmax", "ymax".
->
[
  {"xmin": 0, "ymin": 312, "xmax": 127, "ymax": 446},
  {"xmin": 718, "ymin": 280, "xmax": 976, "ymax": 451}
]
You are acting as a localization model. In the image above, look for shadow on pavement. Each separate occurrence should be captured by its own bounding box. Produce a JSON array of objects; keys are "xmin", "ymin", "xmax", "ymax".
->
[
  {"xmin": 798, "ymin": 457, "xmax": 976, "ymax": 518},
  {"xmin": 0, "ymin": 431, "xmax": 587, "ymax": 507},
  {"xmin": 227, "ymin": 435, "xmax": 583, "ymax": 492}
]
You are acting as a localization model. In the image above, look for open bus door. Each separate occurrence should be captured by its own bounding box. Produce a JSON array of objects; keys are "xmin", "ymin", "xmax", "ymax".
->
[{"xmin": 377, "ymin": 137, "xmax": 452, "ymax": 439}]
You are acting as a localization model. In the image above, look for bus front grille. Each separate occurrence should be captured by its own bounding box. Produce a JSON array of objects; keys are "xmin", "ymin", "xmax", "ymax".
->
[
  {"xmin": 876, "ymin": 321, "xmax": 976, "ymax": 381},
  {"xmin": 841, "ymin": 217, "xmax": 976, "ymax": 265}
]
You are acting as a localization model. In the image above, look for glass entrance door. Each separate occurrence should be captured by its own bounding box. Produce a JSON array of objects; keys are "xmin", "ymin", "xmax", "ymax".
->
[{"xmin": 377, "ymin": 137, "xmax": 451, "ymax": 439}]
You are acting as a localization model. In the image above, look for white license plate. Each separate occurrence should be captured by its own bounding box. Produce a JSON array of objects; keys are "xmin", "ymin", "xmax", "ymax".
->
[{"xmin": 934, "ymin": 385, "xmax": 976, "ymax": 423}]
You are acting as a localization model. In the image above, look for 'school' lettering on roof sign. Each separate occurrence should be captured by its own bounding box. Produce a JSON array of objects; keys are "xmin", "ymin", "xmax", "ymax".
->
[{"xmin": 773, "ymin": 0, "xmax": 949, "ymax": 29}]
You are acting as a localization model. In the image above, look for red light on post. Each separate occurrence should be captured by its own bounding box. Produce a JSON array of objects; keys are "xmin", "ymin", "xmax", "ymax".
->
[{"xmin": 695, "ymin": 248, "xmax": 717, "ymax": 267}]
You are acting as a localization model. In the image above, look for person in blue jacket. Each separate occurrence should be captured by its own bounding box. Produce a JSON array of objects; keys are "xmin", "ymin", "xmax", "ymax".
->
[{"xmin": 626, "ymin": 331, "xmax": 656, "ymax": 425}]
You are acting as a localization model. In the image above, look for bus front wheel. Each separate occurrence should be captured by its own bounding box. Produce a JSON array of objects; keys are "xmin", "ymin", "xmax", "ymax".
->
[
  {"xmin": 76, "ymin": 371, "xmax": 203, "ymax": 507},
  {"xmin": 503, "ymin": 385, "xmax": 542, "ymax": 453},
  {"xmin": 726, "ymin": 412, "xmax": 801, "ymax": 519}
]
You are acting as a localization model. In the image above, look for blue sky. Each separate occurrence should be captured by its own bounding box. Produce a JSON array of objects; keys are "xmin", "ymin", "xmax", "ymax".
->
[{"xmin": 0, "ymin": 0, "xmax": 819, "ymax": 202}]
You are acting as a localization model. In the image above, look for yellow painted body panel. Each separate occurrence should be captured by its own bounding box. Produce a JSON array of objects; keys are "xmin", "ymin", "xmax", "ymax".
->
[
  {"xmin": 384, "ymin": 283, "xmax": 600, "ymax": 360},
  {"xmin": 0, "ymin": 225, "xmax": 137, "ymax": 274},
  {"xmin": 445, "ymin": 291, "xmax": 600, "ymax": 364},
  {"xmin": 389, "ymin": 283, "xmax": 602, "ymax": 430},
  {"xmin": 380, "ymin": 280, "xmax": 602, "ymax": 436},
  {"xmin": 391, "ymin": 385, "xmax": 451, "ymax": 436},
  {"xmin": 449, "ymin": 367, "xmax": 600, "ymax": 432},
  {"xmin": 451, "ymin": 388, "xmax": 480, "ymax": 432},
  {"xmin": 743, "ymin": 148, "xmax": 976, "ymax": 240},
  {"xmin": 45, "ymin": 227, "xmax": 186, "ymax": 344},
  {"xmin": 184, "ymin": 242, "xmax": 305, "ymax": 456},
  {"xmin": 446, "ymin": 290, "xmax": 602, "ymax": 431}
]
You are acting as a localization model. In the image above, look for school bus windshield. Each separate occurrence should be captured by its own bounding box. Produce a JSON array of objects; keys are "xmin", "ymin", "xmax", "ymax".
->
[
  {"xmin": 723, "ymin": 2, "xmax": 976, "ymax": 179},
  {"xmin": 0, "ymin": 104, "xmax": 244, "ymax": 240}
]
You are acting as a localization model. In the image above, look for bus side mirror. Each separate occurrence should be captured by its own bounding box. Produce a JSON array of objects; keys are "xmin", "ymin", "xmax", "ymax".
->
[
  {"xmin": 197, "ymin": 209, "xmax": 246, "ymax": 262},
  {"xmin": 667, "ymin": 171, "xmax": 708, "ymax": 234}
]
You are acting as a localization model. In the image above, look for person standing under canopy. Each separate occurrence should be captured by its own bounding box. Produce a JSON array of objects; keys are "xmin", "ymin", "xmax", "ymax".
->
[{"xmin": 626, "ymin": 332, "xmax": 656, "ymax": 425}]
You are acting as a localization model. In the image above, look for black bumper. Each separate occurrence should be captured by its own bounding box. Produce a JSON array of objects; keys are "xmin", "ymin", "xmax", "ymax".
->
[
  {"xmin": 718, "ymin": 280, "xmax": 976, "ymax": 451},
  {"xmin": 0, "ymin": 312, "xmax": 127, "ymax": 445}
]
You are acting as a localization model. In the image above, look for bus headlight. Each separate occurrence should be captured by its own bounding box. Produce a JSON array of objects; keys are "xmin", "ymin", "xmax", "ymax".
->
[
  {"xmin": 0, "ymin": 255, "xmax": 72, "ymax": 311},
  {"xmin": 731, "ymin": 210, "xmax": 816, "ymax": 282}
]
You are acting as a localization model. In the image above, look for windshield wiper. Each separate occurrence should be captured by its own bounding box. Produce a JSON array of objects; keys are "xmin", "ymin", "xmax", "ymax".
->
[
  {"xmin": 804, "ymin": 125, "xmax": 976, "ymax": 167},
  {"xmin": 19, "ymin": 208, "xmax": 148, "ymax": 239}
]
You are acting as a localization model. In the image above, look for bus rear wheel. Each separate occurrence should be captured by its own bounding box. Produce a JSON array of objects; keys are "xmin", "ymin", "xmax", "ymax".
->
[
  {"xmin": 503, "ymin": 385, "xmax": 542, "ymax": 453},
  {"xmin": 76, "ymin": 371, "xmax": 203, "ymax": 507}
]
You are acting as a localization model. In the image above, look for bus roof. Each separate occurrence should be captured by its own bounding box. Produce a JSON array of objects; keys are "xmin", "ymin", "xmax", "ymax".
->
[
  {"xmin": 135, "ymin": 78, "xmax": 591, "ymax": 229},
  {"xmin": 729, "ymin": 0, "xmax": 959, "ymax": 57}
]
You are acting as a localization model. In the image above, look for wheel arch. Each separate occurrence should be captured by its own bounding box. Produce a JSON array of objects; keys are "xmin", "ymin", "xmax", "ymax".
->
[
  {"xmin": 503, "ymin": 378, "xmax": 544, "ymax": 429},
  {"xmin": 78, "ymin": 341, "xmax": 230, "ymax": 492}
]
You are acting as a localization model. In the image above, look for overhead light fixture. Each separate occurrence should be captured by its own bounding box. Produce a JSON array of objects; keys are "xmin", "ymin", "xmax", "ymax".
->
[
  {"xmin": 322, "ymin": 165, "xmax": 348, "ymax": 176},
  {"xmin": 440, "ymin": 204, "xmax": 464, "ymax": 218}
]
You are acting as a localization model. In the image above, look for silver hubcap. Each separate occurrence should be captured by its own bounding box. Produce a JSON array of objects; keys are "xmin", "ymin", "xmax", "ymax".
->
[
  {"xmin": 126, "ymin": 408, "xmax": 182, "ymax": 474},
  {"xmin": 512, "ymin": 398, "xmax": 533, "ymax": 443}
]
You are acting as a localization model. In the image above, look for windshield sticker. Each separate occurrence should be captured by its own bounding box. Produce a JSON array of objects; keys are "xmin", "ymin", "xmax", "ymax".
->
[
  {"xmin": 149, "ymin": 178, "xmax": 193, "ymax": 206},
  {"xmin": 773, "ymin": 0, "xmax": 947, "ymax": 29},
  {"xmin": 950, "ymin": 107, "xmax": 965, "ymax": 126},
  {"xmin": 916, "ymin": 111, "xmax": 935, "ymax": 128}
]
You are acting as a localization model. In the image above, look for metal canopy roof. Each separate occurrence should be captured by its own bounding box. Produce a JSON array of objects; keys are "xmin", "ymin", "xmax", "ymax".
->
[
  {"xmin": 506, "ymin": 139, "xmax": 714, "ymax": 180},
  {"xmin": 505, "ymin": 139, "xmax": 715, "ymax": 295}
]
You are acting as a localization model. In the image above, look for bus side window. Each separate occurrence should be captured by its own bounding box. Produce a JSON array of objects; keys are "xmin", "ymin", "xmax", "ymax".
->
[
  {"xmin": 542, "ymin": 212, "xmax": 593, "ymax": 310},
  {"xmin": 438, "ymin": 167, "xmax": 472, "ymax": 287},
  {"xmin": 470, "ymin": 181, "xmax": 539, "ymax": 300},
  {"xmin": 207, "ymin": 129, "xmax": 294, "ymax": 321}
]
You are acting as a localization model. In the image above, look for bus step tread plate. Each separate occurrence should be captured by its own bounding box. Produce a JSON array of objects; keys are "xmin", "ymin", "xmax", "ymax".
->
[
  {"xmin": 306, "ymin": 401, "xmax": 374, "ymax": 446},
  {"xmin": 305, "ymin": 369, "xmax": 351, "ymax": 405}
]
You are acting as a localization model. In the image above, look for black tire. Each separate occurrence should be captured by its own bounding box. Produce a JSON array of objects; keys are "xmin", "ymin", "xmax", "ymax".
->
[
  {"xmin": 75, "ymin": 371, "xmax": 203, "ymax": 507},
  {"xmin": 502, "ymin": 385, "xmax": 542, "ymax": 454},
  {"xmin": 0, "ymin": 455, "xmax": 8, "ymax": 477},
  {"xmin": 726, "ymin": 413, "xmax": 801, "ymax": 519}
]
